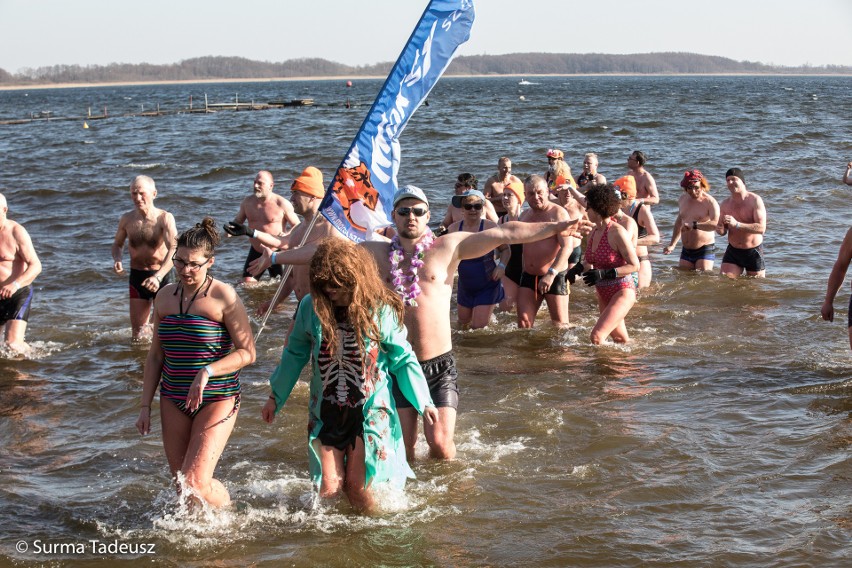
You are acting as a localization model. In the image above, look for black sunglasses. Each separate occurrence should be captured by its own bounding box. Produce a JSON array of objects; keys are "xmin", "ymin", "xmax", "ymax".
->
[
  {"xmin": 463, "ymin": 203, "xmax": 483, "ymax": 211},
  {"xmin": 395, "ymin": 206, "xmax": 428, "ymax": 217}
]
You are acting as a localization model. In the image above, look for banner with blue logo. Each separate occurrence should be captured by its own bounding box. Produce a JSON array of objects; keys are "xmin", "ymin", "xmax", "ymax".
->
[{"xmin": 319, "ymin": 0, "xmax": 475, "ymax": 242}]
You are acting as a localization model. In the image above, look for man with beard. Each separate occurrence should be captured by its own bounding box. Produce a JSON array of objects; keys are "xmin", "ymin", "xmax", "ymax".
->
[
  {"xmin": 231, "ymin": 170, "xmax": 300, "ymax": 284},
  {"xmin": 226, "ymin": 166, "xmax": 343, "ymax": 312}
]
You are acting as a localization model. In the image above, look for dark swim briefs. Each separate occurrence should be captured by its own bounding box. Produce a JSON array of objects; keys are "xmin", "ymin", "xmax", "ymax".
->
[
  {"xmin": 518, "ymin": 269, "xmax": 569, "ymax": 296},
  {"xmin": 243, "ymin": 246, "xmax": 284, "ymax": 279},
  {"xmin": 129, "ymin": 268, "xmax": 172, "ymax": 301},
  {"xmin": 721, "ymin": 244, "xmax": 765, "ymax": 272},
  {"xmin": 392, "ymin": 351, "xmax": 459, "ymax": 410},
  {"xmin": 0, "ymin": 285, "xmax": 33, "ymax": 324},
  {"xmin": 680, "ymin": 243, "xmax": 717, "ymax": 264}
]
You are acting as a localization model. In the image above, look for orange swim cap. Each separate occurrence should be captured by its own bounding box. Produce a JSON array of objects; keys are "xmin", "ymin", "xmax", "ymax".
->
[
  {"xmin": 546, "ymin": 148, "xmax": 564, "ymax": 159},
  {"xmin": 613, "ymin": 175, "xmax": 637, "ymax": 199},
  {"xmin": 291, "ymin": 167, "xmax": 325, "ymax": 198},
  {"xmin": 504, "ymin": 180, "xmax": 524, "ymax": 203}
]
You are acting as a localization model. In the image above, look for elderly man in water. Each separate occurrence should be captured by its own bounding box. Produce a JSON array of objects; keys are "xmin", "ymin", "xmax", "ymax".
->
[{"xmin": 111, "ymin": 176, "xmax": 177, "ymax": 341}]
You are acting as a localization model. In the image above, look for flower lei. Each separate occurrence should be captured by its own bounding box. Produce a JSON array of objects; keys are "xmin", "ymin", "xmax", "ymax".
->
[{"xmin": 389, "ymin": 229, "xmax": 434, "ymax": 307}]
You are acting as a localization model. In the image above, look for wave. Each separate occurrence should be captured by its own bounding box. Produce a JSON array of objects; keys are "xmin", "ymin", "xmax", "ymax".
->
[
  {"xmin": 193, "ymin": 165, "xmax": 245, "ymax": 181},
  {"xmin": 122, "ymin": 162, "xmax": 167, "ymax": 171}
]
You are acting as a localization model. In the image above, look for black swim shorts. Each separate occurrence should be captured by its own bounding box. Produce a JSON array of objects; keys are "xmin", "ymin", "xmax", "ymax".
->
[
  {"xmin": 392, "ymin": 351, "xmax": 459, "ymax": 410},
  {"xmin": 244, "ymin": 247, "xmax": 284, "ymax": 279},
  {"xmin": 129, "ymin": 268, "xmax": 172, "ymax": 301},
  {"xmin": 518, "ymin": 269, "xmax": 569, "ymax": 296},
  {"xmin": 0, "ymin": 285, "xmax": 33, "ymax": 324},
  {"xmin": 721, "ymin": 244, "xmax": 765, "ymax": 273},
  {"xmin": 680, "ymin": 243, "xmax": 716, "ymax": 264}
]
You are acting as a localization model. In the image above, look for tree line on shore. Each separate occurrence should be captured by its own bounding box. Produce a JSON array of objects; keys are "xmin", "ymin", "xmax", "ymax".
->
[{"xmin": 2, "ymin": 53, "xmax": 849, "ymax": 85}]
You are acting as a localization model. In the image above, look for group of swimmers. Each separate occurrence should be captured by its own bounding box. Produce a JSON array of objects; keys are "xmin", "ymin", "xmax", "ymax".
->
[{"xmin": 4, "ymin": 156, "xmax": 849, "ymax": 514}]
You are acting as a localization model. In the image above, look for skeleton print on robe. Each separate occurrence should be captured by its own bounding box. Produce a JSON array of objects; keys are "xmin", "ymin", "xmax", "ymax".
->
[{"xmin": 318, "ymin": 321, "xmax": 368, "ymax": 409}]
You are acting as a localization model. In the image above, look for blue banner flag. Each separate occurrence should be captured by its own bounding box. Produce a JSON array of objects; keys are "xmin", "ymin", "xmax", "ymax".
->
[{"xmin": 319, "ymin": 0, "xmax": 475, "ymax": 242}]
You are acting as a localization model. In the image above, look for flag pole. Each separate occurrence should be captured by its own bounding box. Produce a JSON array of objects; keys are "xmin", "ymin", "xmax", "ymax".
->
[{"xmin": 254, "ymin": 211, "xmax": 321, "ymax": 341}]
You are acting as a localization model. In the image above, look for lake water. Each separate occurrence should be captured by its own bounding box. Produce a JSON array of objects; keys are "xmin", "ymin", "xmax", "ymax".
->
[{"xmin": 0, "ymin": 75, "xmax": 850, "ymax": 567}]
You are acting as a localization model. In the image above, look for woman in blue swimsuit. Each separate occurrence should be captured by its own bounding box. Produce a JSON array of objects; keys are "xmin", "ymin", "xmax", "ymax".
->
[{"xmin": 447, "ymin": 190, "xmax": 508, "ymax": 329}]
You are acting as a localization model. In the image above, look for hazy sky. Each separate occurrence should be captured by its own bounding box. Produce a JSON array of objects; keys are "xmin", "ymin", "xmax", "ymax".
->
[{"xmin": 1, "ymin": 0, "xmax": 850, "ymax": 73}]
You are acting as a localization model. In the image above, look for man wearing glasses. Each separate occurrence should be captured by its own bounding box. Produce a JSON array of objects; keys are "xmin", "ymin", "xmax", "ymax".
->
[
  {"xmin": 626, "ymin": 150, "xmax": 660, "ymax": 206},
  {"xmin": 111, "ymin": 175, "xmax": 177, "ymax": 340},
  {"xmin": 662, "ymin": 169, "xmax": 720, "ymax": 271},
  {"xmin": 369, "ymin": 185, "xmax": 586, "ymax": 461}
]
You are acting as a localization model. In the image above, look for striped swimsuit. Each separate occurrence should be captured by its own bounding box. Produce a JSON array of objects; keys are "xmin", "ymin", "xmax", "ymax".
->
[{"xmin": 158, "ymin": 313, "xmax": 240, "ymax": 417}]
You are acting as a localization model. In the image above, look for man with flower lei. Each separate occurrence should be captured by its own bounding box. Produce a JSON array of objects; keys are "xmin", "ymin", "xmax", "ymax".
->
[
  {"xmin": 258, "ymin": 184, "xmax": 590, "ymax": 462},
  {"xmin": 360, "ymin": 185, "xmax": 589, "ymax": 462}
]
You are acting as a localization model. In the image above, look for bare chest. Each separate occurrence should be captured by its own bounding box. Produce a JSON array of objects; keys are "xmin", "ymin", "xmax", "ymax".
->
[{"xmin": 127, "ymin": 217, "xmax": 162, "ymax": 248}]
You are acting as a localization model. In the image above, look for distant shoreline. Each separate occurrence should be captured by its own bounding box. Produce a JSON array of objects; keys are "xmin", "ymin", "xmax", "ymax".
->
[{"xmin": 2, "ymin": 72, "xmax": 850, "ymax": 92}]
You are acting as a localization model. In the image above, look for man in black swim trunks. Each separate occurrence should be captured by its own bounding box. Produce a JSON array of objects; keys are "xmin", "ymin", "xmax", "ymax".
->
[
  {"xmin": 230, "ymin": 170, "xmax": 300, "ymax": 284},
  {"xmin": 112, "ymin": 176, "xmax": 177, "ymax": 340},
  {"xmin": 716, "ymin": 168, "xmax": 767, "ymax": 278},
  {"xmin": 0, "ymin": 193, "xmax": 42, "ymax": 353},
  {"xmin": 517, "ymin": 175, "xmax": 574, "ymax": 329}
]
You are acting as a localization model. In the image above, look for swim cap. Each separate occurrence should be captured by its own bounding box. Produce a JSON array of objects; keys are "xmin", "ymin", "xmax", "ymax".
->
[
  {"xmin": 725, "ymin": 167, "xmax": 745, "ymax": 182},
  {"xmin": 680, "ymin": 169, "xmax": 705, "ymax": 188},
  {"xmin": 291, "ymin": 167, "xmax": 325, "ymax": 198},
  {"xmin": 546, "ymin": 148, "xmax": 564, "ymax": 159},
  {"xmin": 613, "ymin": 175, "xmax": 637, "ymax": 199},
  {"xmin": 504, "ymin": 180, "xmax": 524, "ymax": 203}
]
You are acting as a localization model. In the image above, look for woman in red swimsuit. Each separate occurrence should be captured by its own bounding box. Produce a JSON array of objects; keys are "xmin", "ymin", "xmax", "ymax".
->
[{"xmin": 580, "ymin": 184, "xmax": 640, "ymax": 344}]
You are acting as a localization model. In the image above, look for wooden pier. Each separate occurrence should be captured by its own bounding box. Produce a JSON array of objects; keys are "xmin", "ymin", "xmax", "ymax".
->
[{"xmin": 0, "ymin": 96, "xmax": 319, "ymax": 125}]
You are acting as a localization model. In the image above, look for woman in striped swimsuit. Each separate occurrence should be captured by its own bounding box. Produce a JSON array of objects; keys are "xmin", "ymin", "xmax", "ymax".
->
[
  {"xmin": 580, "ymin": 184, "xmax": 640, "ymax": 344},
  {"xmin": 136, "ymin": 217, "xmax": 255, "ymax": 508}
]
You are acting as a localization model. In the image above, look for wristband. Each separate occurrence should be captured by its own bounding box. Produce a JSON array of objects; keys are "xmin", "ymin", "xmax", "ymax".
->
[
  {"xmin": 271, "ymin": 251, "xmax": 278, "ymax": 265},
  {"xmin": 11, "ymin": 281, "xmax": 19, "ymax": 292},
  {"xmin": 203, "ymin": 365, "xmax": 214, "ymax": 377},
  {"xmin": 735, "ymin": 220, "xmax": 740, "ymax": 229},
  {"xmin": 154, "ymin": 274, "xmax": 162, "ymax": 282},
  {"xmin": 497, "ymin": 261, "xmax": 506, "ymax": 270},
  {"xmin": 547, "ymin": 267, "xmax": 557, "ymax": 276}
]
